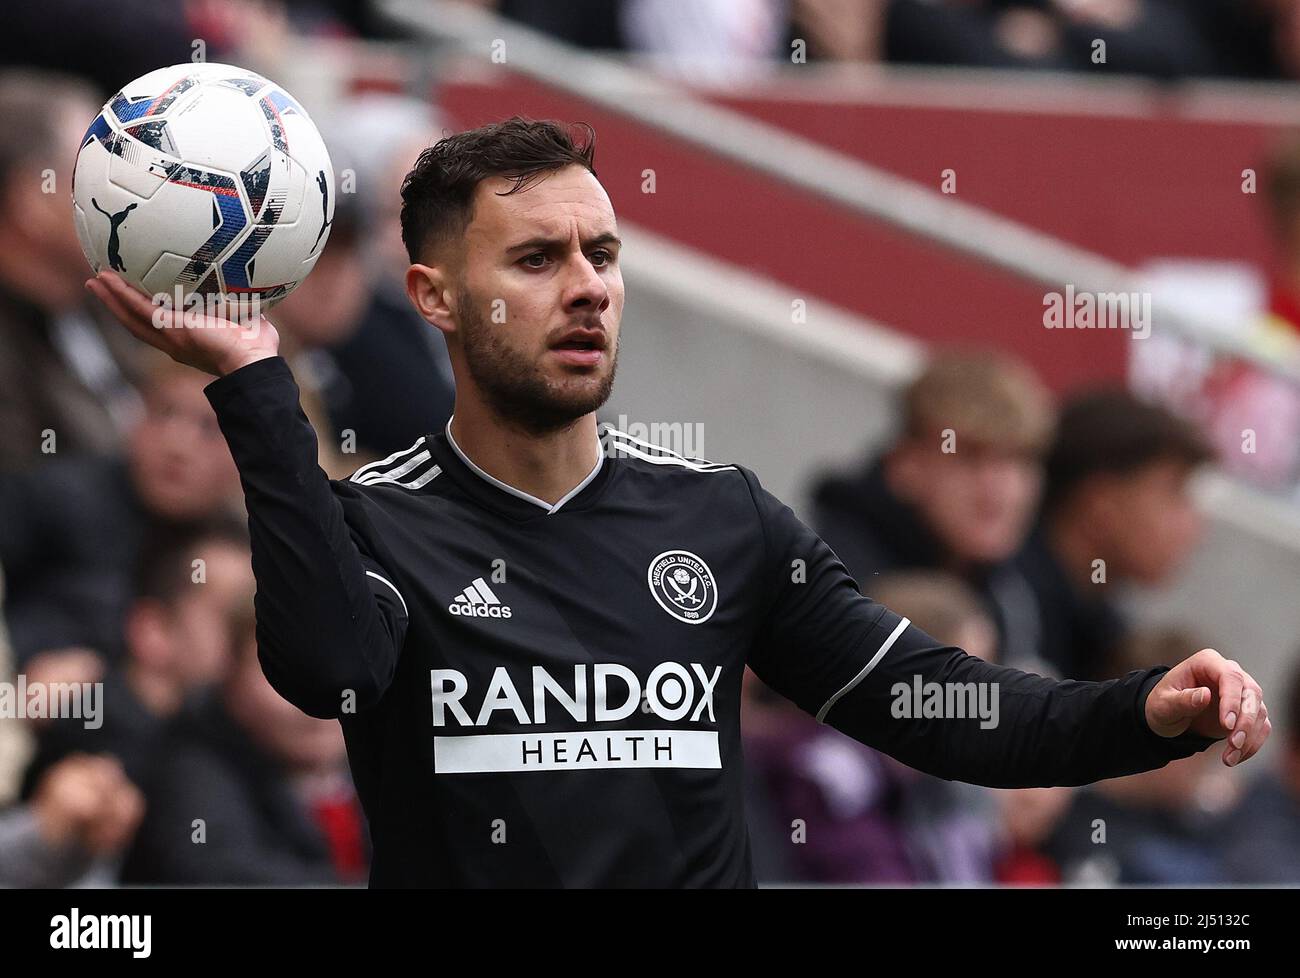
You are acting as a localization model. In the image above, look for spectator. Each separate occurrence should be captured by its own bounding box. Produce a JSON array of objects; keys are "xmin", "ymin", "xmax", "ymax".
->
[
  {"xmin": 883, "ymin": 1, "xmax": 1238, "ymax": 79},
  {"xmin": 621, "ymin": 0, "xmax": 788, "ymax": 79},
  {"xmin": 122, "ymin": 610, "xmax": 361, "ymax": 885},
  {"xmin": 1014, "ymin": 389, "xmax": 1214, "ymax": 679},
  {"xmin": 0, "ymin": 358, "xmax": 241, "ymax": 670},
  {"xmin": 273, "ymin": 114, "xmax": 455, "ymax": 465},
  {"xmin": 492, "ymin": 0, "xmax": 626, "ymax": 50},
  {"xmin": 475, "ymin": 0, "xmax": 788, "ymax": 78},
  {"xmin": 810, "ymin": 351, "xmax": 1053, "ymax": 665},
  {"xmin": 869, "ymin": 572, "xmax": 1001, "ymax": 883},
  {"xmin": 1, "ymin": 571, "xmax": 143, "ymax": 886},
  {"xmin": 1131, "ymin": 132, "xmax": 1300, "ymax": 491},
  {"xmin": 787, "ymin": 0, "xmax": 887, "ymax": 62},
  {"xmin": 321, "ymin": 255, "xmax": 456, "ymax": 463},
  {"xmin": 745, "ymin": 571, "xmax": 1000, "ymax": 884},
  {"xmin": 1039, "ymin": 628, "xmax": 1234, "ymax": 884},
  {"xmin": 743, "ymin": 666, "xmax": 917, "ymax": 884},
  {"xmin": 992, "ymin": 784, "xmax": 1073, "ymax": 883},
  {"xmin": 1219, "ymin": 655, "xmax": 1300, "ymax": 882},
  {"xmin": 265, "ymin": 198, "xmax": 373, "ymax": 478},
  {"xmin": 1257, "ymin": 132, "xmax": 1300, "ymax": 357},
  {"xmin": 0, "ymin": 2, "xmax": 273, "ymax": 98},
  {"xmin": 326, "ymin": 94, "xmax": 441, "ymax": 281},
  {"xmin": 23, "ymin": 519, "xmax": 253, "ymax": 793},
  {"xmin": 0, "ymin": 564, "xmax": 31, "ymax": 807},
  {"xmin": 469, "ymin": 0, "xmax": 1284, "ymax": 81},
  {"xmin": 0, "ymin": 754, "xmax": 143, "ymax": 888},
  {"xmin": 0, "ymin": 70, "xmax": 144, "ymax": 471}
]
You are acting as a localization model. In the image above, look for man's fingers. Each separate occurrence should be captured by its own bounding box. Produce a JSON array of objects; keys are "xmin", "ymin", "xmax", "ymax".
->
[
  {"xmin": 98, "ymin": 270, "xmax": 157, "ymax": 322},
  {"xmin": 1233, "ymin": 685, "xmax": 1261, "ymax": 744},
  {"xmin": 1239, "ymin": 702, "xmax": 1271, "ymax": 764},
  {"xmin": 1215, "ymin": 660, "xmax": 1245, "ymax": 733},
  {"xmin": 102, "ymin": 270, "xmax": 188, "ymax": 335},
  {"xmin": 86, "ymin": 278, "xmax": 155, "ymax": 343},
  {"xmin": 1147, "ymin": 684, "xmax": 1210, "ymax": 737},
  {"xmin": 1170, "ymin": 685, "xmax": 1210, "ymax": 719}
]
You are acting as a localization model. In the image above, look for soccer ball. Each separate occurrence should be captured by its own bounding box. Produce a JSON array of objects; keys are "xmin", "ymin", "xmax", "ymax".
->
[{"xmin": 72, "ymin": 62, "xmax": 334, "ymax": 318}]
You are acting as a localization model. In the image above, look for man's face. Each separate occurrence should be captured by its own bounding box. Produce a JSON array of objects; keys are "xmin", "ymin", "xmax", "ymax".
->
[
  {"xmin": 4, "ymin": 101, "xmax": 98, "ymax": 278},
  {"xmin": 272, "ymin": 233, "xmax": 368, "ymax": 347},
  {"xmin": 167, "ymin": 541, "xmax": 254, "ymax": 688},
  {"xmin": 129, "ymin": 371, "xmax": 240, "ymax": 521},
  {"xmin": 127, "ymin": 540, "xmax": 254, "ymax": 697},
  {"xmin": 436, "ymin": 165, "xmax": 624, "ymax": 434},
  {"xmin": 1081, "ymin": 460, "xmax": 1204, "ymax": 585},
  {"xmin": 225, "ymin": 637, "xmax": 346, "ymax": 770},
  {"xmin": 889, "ymin": 439, "xmax": 1042, "ymax": 566}
]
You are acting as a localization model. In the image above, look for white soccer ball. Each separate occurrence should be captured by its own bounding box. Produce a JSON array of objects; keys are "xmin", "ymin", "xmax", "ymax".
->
[{"xmin": 72, "ymin": 62, "xmax": 335, "ymax": 318}]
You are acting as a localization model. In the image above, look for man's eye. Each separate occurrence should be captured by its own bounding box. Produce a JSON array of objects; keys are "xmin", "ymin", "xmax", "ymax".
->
[
  {"xmin": 522, "ymin": 253, "xmax": 548, "ymax": 269},
  {"xmin": 589, "ymin": 250, "xmax": 613, "ymax": 266}
]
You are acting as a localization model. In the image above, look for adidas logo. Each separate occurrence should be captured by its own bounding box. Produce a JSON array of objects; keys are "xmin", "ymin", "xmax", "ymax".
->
[{"xmin": 448, "ymin": 577, "xmax": 513, "ymax": 619}]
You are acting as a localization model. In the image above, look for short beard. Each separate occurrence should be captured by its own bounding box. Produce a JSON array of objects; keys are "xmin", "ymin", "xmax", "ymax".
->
[{"xmin": 457, "ymin": 286, "xmax": 618, "ymax": 437}]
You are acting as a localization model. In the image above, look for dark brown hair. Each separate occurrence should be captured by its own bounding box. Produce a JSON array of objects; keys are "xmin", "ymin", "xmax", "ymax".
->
[
  {"xmin": 399, "ymin": 116, "xmax": 597, "ymax": 263},
  {"xmin": 133, "ymin": 517, "xmax": 250, "ymax": 608},
  {"xmin": 1043, "ymin": 389, "xmax": 1215, "ymax": 513}
]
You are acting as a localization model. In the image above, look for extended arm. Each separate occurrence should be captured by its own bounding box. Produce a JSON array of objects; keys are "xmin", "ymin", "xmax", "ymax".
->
[{"xmin": 743, "ymin": 470, "xmax": 1266, "ymax": 788}]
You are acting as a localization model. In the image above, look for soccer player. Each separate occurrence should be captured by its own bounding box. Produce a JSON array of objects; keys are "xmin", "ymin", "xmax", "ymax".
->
[{"xmin": 86, "ymin": 118, "xmax": 1270, "ymax": 887}]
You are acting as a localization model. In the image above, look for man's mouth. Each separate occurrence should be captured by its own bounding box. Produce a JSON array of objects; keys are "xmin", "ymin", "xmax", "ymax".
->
[
  {"xmin": 550, "ymin": 344, "xmax": 604, "ymax": 367},
  {"xmin": 550, "ymin": 328, "xmax": 607, "ymax": 366}
]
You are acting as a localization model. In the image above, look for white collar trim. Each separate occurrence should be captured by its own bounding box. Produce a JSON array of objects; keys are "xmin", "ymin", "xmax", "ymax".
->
[{"xmin": 444, "ymin": 417, "xmax": 604, "ymax": 515}]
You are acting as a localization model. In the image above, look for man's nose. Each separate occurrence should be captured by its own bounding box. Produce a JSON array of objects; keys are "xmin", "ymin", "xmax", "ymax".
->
[{"xmin": 565, "ymin": 255, "xmax": 610, "ymax": 313}]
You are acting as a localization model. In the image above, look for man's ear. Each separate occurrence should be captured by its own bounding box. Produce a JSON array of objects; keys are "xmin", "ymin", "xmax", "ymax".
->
[{"xmin": 405, "ymin": 263, "xmax": 458, "ymax": 338}]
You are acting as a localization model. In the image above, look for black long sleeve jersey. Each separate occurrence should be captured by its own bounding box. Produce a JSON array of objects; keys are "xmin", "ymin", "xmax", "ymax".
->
[{"xmin": 205, "ymin": 357, "xmax": 1215, "ymax": 887}]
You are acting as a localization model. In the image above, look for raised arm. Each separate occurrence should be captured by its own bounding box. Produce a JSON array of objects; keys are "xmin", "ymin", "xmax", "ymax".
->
[{"xmin": 86, "ymin": 272, "xmax": 408, "ymax": 718}]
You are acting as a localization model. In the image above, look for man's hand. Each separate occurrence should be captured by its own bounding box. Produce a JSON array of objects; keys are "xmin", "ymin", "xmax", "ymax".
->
[
  {"xmin": 32, "ymin": 754, "xmax": 144, "ymax": 855},
  {"xmin": 1145, "ymin": 648, "xmax": 1269, "ymax": 767},
  {"xmin": 85, "ymin": 270, "xmax": 279, "ymax": 377}
]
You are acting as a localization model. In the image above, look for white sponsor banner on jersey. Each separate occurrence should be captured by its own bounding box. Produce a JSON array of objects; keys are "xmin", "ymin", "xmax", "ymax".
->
[{"xmin": 433, "ymin": 729, "xmax": 721, "ymax": 773}]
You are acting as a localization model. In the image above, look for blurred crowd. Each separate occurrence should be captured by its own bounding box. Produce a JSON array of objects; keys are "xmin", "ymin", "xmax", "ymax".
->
[
  {"xmin": 0, "ymin": 62, "xmax": 454, "ymax": 886},
  {"xmin": 745, "ymin": 352, "xmax": 1300, "ymax": 884},
  {"xmin": 2, "ymin": 0, "xmax": 1300, "ymax": 888},
  {"xmin": 3, "ymin": 0, "xmax": 1298, "ymax": 86},
  {"xmin": 485, "ymin": 0, "xmax": 1297, "ymax": 81}
]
